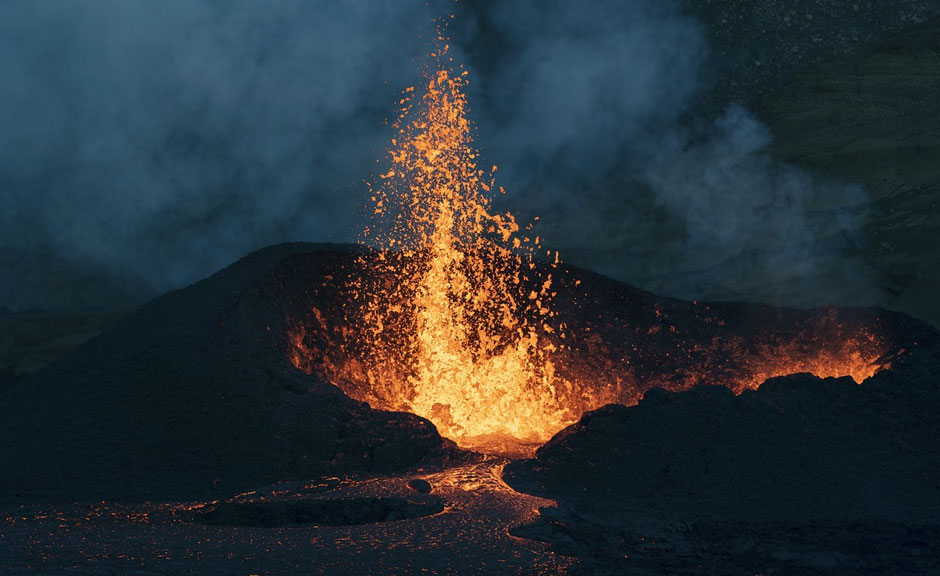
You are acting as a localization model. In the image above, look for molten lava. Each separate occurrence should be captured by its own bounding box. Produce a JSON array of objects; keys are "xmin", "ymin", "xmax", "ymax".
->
[
  {"xmin": 364, "ymin": 55, "xmax": 574, "ymax": 445},
  {"xmin": 289, "ymin": 35, "xmax": 607, "ymax": 450}
]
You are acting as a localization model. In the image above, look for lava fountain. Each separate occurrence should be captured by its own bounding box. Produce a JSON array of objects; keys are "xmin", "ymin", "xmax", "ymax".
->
[
  {"xmin": 290, "ymin": 34, "xmax": 611, "ymax": 452},
  {"xmin": 288, "ymin": 30, "xmax": 895, "ymax": 455},
  {"xmin": 357, "ymin": 47, "xmax": 584, "ymax": 447}
]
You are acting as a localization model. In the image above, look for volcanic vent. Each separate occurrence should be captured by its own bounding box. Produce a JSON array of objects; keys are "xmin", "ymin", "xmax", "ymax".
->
[{"xmin": 286, "ymin": 35, "xmax": 899, "ymax": 455}]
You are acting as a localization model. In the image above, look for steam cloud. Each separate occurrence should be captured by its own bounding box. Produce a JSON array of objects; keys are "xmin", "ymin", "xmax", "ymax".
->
[
  {"xmin": 0, "ymin": 1, "xmax": 433, "ymax": 310},
  {"xmin": 464, "ymin": 0, "xmax": 875, "ymax": 306},
  {"xmin": 0, "ymin": 0, "xmax": 875, "ymax": 312}
]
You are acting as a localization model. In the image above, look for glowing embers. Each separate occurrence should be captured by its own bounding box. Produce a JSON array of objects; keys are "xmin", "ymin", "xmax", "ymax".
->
[
  {"xmin": 288, "ymin": 37, "xmax": 606, "ymax": 451},
  {"xmin": 288, "ymin": 250, "xmax": 605, "ymax": 452},
  {"xmin": 696, "ymin": 307, "xmax": 892, "ymax": 393},
  {"xmin": 733, "ymin": 319, "xmax": 889, "ymax": 390}
]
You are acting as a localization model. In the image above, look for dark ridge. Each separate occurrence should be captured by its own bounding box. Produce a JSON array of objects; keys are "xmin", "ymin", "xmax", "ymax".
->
[{"xmin": 505, "ymin": 341, "xmax": 940, "ymax": 522}]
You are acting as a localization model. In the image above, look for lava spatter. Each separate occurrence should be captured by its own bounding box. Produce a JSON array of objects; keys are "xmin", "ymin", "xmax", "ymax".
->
[{"xmin": 293, "ymin": 32, "xmax": 606, "ymax": 450}]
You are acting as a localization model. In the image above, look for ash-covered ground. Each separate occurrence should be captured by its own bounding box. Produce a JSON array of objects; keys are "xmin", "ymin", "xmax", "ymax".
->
[{"xmin": 1, "ymin": 243, "xmax": 938, "ymax": 575}]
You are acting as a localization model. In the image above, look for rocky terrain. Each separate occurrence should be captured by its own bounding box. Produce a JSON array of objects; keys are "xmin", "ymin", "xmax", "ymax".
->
[
  {"xmin": 3, "ymin": 2, "xmax": 940, "ymax": 574},
  {"xmin": 684, "ymin": 0, "xmax": 940, "ymax": 109},
  {"xmin": 503, "ymin": 339, "xmax": 940, "ymax": 574}
]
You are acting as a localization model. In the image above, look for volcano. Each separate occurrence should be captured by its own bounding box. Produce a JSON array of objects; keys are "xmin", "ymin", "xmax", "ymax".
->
[
  {"xmin": 4, "ymin": 15, "xmax": 940, "ymax": 576},
  {"xmin": 4, "ymin": 240, "xmax": 932, "ymax": 501},
  {"xmin": 1, "ymin": 242, "xmax": 939, "ymax": 573}
]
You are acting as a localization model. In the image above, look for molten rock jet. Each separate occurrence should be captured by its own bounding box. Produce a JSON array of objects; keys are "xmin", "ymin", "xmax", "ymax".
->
[
  {"xmin": 0, "ymin": 30, "xmax": 923, "ymax": 507},
  {"xmin": 290, "ymin": 37, "xmax": 612, "ymax": 454}
]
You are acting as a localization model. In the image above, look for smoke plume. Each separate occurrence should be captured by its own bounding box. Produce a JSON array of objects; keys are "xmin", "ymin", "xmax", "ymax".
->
[
  {"xmin": 0, "ymin": 0, "xmax": 877, "ymax": 311},
  {"xmin": 0, "ymin": 1, "xmax": 432, "ymax": 310},
  {"xmin": 459, "ymin": 0, "xmax": 877, "ymax": 306}
]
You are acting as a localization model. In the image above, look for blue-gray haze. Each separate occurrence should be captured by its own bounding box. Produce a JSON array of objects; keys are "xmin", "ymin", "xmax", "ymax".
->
[{"xmin": 0, "ymin": 0, "xmax": 872, "ymax": 312}]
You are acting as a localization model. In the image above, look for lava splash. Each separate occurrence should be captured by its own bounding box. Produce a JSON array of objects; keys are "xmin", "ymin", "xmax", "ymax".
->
[{"xmin": 290, "ymin": 33, "xmax": 607, "ymax": 450}]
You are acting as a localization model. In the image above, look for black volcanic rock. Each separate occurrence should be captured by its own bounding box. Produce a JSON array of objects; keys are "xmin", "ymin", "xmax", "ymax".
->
[
  {"xmin": 505, "ymin": 347, "xmax": 940, "ymax": 523},
  {"xmin": 408, "ymin": 478, "xmax": 433, "ymax": 494},
  {"xmin": 0, "ymin": 243, "xmax": 446, "ymax": 504},
  {"xmin": 0, "ymin": 365, "xmax": 15, "ymax": 393}
]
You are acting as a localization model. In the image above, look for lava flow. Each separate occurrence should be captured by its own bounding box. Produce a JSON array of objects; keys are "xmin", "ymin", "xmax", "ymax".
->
[{"xmin": 288, "ymin": 32, "xmax": 895, "ymax": 455}]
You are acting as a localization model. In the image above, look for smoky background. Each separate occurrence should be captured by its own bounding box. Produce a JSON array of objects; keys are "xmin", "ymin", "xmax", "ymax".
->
[{"xmin": 0, "ymin": 0, "xmax": 895, "ymax": 313}]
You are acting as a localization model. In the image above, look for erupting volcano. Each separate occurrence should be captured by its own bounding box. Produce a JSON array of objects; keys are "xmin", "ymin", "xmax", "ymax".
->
[
  {"xmin": 288, "ymin": 32, "xmax": 893, "ymax": 454},
  {"xmin": 4, "ymin": 5, "xmax": 940, "ymax": 575}
]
